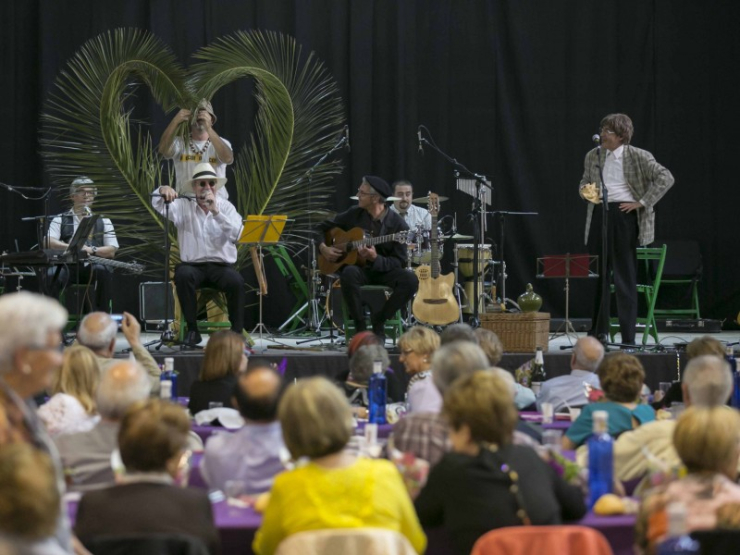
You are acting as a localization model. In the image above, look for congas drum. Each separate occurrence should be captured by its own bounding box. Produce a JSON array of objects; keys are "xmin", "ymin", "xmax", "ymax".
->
[
  {"xmin": 324, "ymin": 280, "xmax": 345, "ymax": 331},
  {"xmin": 457, "ymin": 244, "xmax": 492, "ymax": 278},
  {"xmin": 412, "ymin": 227, "xmax": 445, "ymax": 265},
  {"xmin": 462, "ymin": 281, "xmax": 488, "ymax": 315}
]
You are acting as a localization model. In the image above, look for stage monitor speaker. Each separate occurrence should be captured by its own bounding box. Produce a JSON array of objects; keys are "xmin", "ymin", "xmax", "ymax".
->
[{"xmin": 139, "ymin": 282, "xmax": 174, "ymax": 323}]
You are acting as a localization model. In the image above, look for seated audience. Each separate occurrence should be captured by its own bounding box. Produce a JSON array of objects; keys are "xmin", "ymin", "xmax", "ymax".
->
[
  {"xmin": 439, "ymin": 323, "xmax": 477, "ymax": 345},
  {"xmin": 475, "ymin": 327, "xmax": 536, "ymax": 410},
  {"xmin": 54, "ymin": 360, "xmax": 151, "ymax": 491},
  {"xmin": 77, "ymin": 311, "xmax": 161, "ymax": 392},
  {"xmin": 74, "ymin": 399, "xmax": 219, "ymax": 555},
  {"xmin": 562, "ymin": 353, "xmax": 655, "ymax": 450},
  {"xmin": 537, "ymin": 336, "xmax": 604, "ymax": 413},
  {"xmin": 654, "ymin": 335, "xmax": 726, "ymax": 409},
  {"xmin": 38, "ymin": 345, "xmax": 100, "ymax": 436},
  {"xmin": 252, "ymin": 377, "xmax": 426, "ymax": 555},
  {"xmin": 202, "ymin": 360, "xmax": 287, "ymax": 493},
  {"xmin": 636, "ymin": 406, "xmax": 740, "ymax": 554},
  {"xmin": 0, "ymin": 443, "xmax": 65, "ymax": 555},
  {"xmin": 399, "ymin": 326, "xmax": 441, "ymax": 413},
  {"xmin": 344, "ymin": 344, "xmax": 391, "ymax": 413},
  {"xmin": 189, "ymin": 330, "xmax": 247, "ymax": 416},
  {"xmin": 415, "ymin": 371, "xmax": 586, "ymax": 554},
  {"xmin": 607, "ymin": 355, "xmax": 733, "ymax": 494}
]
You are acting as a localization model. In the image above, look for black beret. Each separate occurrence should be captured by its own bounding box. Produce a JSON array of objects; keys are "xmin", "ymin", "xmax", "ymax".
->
[{"xmin": 362, "ymin": 175, "xmax": 392, "ymax": 199}]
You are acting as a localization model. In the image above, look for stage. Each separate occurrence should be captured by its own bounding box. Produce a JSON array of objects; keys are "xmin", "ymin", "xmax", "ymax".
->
[{"xmin": 110, "ymin": 329, "xmax": 730, "ymax": 401}]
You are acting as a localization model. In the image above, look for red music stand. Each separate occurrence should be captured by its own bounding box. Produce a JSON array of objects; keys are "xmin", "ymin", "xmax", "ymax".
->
[{"xmin": 537, "ymin": 254, "xmax": 598, "ymax": 343}]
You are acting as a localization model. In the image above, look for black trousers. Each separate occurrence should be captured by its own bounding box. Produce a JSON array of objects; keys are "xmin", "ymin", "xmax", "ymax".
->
[
  {"xmin": 339, "ymin": 265, "xmax": 418, "ymax": 332},
  {"xmin": 174, "ymin": 262, "xmax": 245, "ymax": 334},
  {"xmin": 588, "ymin": 204, "xmax": 638, "ymax": 344},
  {"xmin": 47, "ymin": 263, "xmax": 112, "ymax": 313}
]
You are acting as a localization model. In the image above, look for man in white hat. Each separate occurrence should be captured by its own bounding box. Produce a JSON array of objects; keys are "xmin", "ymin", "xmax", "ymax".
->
[
  {"xmin": 159, "ymin": 98, "xmax": 233, "ymax": 199},
  {"xmin": 45, "ymin": 176, "xmax": 119, "ymax": 311},
  {"xmin": 154, "ymin": 163, "xmax": 245, "ymax": 346}
]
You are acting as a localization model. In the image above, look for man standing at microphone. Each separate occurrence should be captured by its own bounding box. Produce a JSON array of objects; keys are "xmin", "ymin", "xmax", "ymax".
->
[
  {"xmin": 159, "ymin": 98, "xmax": 233, "ymax": 199},
  {"xmin": 153, "ymin": 163, "xmax": 245, "ymax": 346},
  {"xmin": 579, "ymin": 113, "xmax": 674, "ymax": 345}
]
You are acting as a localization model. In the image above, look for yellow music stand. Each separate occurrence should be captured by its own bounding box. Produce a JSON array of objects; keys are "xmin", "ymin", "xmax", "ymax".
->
[{"xmin": 238, "ymin": 215, "xmax": 287, "ymax": 350}]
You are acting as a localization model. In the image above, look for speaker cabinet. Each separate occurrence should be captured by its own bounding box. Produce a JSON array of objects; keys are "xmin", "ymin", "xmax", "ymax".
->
[{"xmin": 139, "ymin": 282, "xmax": 174, "ymax": 325}]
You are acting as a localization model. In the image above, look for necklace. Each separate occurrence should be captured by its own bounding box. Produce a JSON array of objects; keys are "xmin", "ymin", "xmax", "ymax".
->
[{"xmin": 189, "ymin": 138, "xmax": 211, "ymax": 155}]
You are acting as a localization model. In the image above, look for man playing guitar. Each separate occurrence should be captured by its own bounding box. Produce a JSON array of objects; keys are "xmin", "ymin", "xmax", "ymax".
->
[{"xmin": 317, "ymin": 176, "xmax": 418, "ymax": 340}]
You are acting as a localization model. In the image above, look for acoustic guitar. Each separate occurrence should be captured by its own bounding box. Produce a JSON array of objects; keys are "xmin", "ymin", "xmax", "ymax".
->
[
  {"xmin": 318, "ymin": 227, "xmax": 409, "ymax": 275},
  {"xmin": 412, "ymin": 193, "xmax": 459, "ymax": 325}
]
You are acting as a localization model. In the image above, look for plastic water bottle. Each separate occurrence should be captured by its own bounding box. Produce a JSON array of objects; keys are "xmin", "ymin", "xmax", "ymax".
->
[
  {"xmin": 160, "ymin": 357, "xmax": 176, "ymax": 400},
  {"xmin": 530, "ymin": 347, "xmax": 546, "ymax": 396},
  {"xmin": 368, "ymin": 360, "xmax": 387, "ymax": 425},
  {"xmin": 656, "ymin": 502, "xmax": 700, "ymax": 554},
  {"xmin": 727, "ymin": 347, "xmax": 740, "ymax": 408},
  {"xmin": 588, "ymin": 410, "xmax": 613, "ymax": 509}
]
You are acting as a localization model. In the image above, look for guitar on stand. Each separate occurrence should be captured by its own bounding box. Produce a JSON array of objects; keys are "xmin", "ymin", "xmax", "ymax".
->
[
  {"xmin": 412, "ymin": 193, "xmax": 459, "ymax": 325},
  {"xmin": 318, "ymin": 227, "xmax": 409, "ymax": 275}
]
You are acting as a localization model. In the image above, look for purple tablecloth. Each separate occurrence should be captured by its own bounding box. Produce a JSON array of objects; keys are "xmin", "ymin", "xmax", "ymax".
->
[
  {"xmin": 519, "ymin": 411, "xmax": 573, "ymax": 430},
  {"xmin": 355, "ymin": 420, "xmax": 394, "ymax": 439},
  {"xmin": 192, "ymin": 424, "xmax": 234, "ymax": 443}
]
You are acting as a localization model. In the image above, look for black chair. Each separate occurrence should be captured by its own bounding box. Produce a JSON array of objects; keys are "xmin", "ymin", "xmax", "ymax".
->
[{"xmin": 84, "ymin": 534, "xmax": 209, "ymax": 555}]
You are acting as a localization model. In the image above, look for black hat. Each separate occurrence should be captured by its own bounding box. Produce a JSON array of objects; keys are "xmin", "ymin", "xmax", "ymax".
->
[{"xmin": 362, "ymin": 175, "xmax": 392, "ymax": 199}]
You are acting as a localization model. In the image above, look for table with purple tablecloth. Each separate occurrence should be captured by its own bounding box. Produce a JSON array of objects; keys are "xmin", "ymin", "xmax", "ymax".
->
[{"xmin": 519, "ymin": 411, "xmax": 573, "ymax": 430}]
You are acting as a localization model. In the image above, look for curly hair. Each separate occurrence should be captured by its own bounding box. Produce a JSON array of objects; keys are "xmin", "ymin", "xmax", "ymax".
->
[
  {"xmin": 597, "ymin": 353, "xmax": 645, "ymax": 402},
  {"xmin": 600, "ymin": 113, "xmax": 634, "ymax": 144}
]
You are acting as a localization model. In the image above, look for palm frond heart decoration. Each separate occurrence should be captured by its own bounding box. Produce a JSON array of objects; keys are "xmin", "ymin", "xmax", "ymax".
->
[{"xmin": 40, "ymin": 28, "xmax": 346, "ymax": 275}]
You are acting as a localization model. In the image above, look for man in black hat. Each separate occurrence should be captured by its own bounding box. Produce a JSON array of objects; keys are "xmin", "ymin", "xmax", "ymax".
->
[{"xmin": 317, "ymin": 176, "xmax": 418, "ymax": 339}]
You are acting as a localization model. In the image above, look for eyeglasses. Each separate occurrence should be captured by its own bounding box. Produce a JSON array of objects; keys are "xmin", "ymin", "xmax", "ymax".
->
[
  {"xmin": 600, "ymin": 128, "xmax": 616, "ymax": 135},
  {"xmin": 357, "ymin": 189, "xmax": 378, "ymax": 197},
  {"xmin": 196, "ymin": 180, "xmax": 217, "ymax": 187},
  {"xmin": 401, "ymin": 349, "xmax": 415, "ymax": 356}
]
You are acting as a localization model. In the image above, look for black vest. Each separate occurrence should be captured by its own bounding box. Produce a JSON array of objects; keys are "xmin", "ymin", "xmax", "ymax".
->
[{"xmin": 59, "ymin": 212, "xmax": 105, "ymax": 247}]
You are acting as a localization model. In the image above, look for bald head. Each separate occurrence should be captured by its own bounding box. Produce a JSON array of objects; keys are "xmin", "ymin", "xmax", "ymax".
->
[
  {"xmin": 572, "ymin": 336, "xmax": 605, "ymax": 372},
  {"xmin": 78, "ymin": 312, "xmax": 117, "ymax": 356},
  {"xmin": 96, "ymin": 360, "xmax": 151, "ymax": 420},
  {"xmin": 233, "ymin": 362, "xmax": 283, "ymax": 422}
]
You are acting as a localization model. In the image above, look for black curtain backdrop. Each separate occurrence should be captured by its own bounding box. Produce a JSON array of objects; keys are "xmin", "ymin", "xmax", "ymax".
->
[{"xmin": 2, "ymin": 0, "xmax": 739, "ymax": 329}]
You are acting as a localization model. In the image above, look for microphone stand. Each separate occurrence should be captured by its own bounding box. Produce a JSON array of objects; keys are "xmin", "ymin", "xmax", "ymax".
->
[
  {"xmin": 418, "ymin": 126, "xmax": 491, "ymax": 328},
  {"xmin": 594, "ymin": 146, "xmax": 611, "ymax": 343}
]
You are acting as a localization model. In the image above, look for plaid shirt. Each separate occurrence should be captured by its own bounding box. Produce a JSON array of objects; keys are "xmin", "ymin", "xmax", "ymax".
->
[
  {"xmin": 580, "ymin": 144, "xmax": 674, "ymax": 246},
  {"xmin": 389, "ymin": 412, "xmax": 541, "ymax": 467}
]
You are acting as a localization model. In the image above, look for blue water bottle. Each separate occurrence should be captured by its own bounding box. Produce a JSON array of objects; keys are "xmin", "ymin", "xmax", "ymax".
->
[
  {"xmin": 588, "ymin": 410, "xmax": 613, "ymax": 509},
  {"xmin": 657, "ymin": 502, "xmax": 700, "ymax": 554},
  {"xmin": 368, "ymin": 360, "xmax": 387, "ymax": 425},
  {"xmin": 727, "ymin": 347, "xmax": 740, "ymax": 408}
]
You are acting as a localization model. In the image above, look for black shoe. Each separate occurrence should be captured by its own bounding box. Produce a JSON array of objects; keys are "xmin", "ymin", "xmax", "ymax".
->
[{"xmin": 184, "ymin": 330, "xmax": 202, "ymax": 346}]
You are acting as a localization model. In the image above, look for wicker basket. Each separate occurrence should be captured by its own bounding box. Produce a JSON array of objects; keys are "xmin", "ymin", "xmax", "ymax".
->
[{"xmin": 479, "ymin": 312, "xmax": 550, "ymax": 353}]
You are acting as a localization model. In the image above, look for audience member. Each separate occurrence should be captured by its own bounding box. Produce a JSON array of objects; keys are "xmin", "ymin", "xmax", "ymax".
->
[
  {"xmin": 54, "ymin": 360, "xmax": 151, "ymax": 492},
  {"xmin": 74, "ymin": 399, "xmax": 219, "ymax": 555},
  {"xmin": 399, "ymin": 326, "xmax": 441, "ymax": 413},
  {"xmin": 563, "ymin": 353, "xmax": 655, "ymax": 450},
  {"xmin": 0, "ymin": 443, "xmax": 65, "ymax": 555},
  {"xmin": 607, "ymin": 355, "xmax": 733, "ymax": 494},
  {"xmin": 77, "ymin": 311, "xmax": 161, "ymax": 392},
  {"xmin": 202, "ymin": 360, "xmax": 286, "ymax": 493},
  {"xmin": 636, "ymin": 407, "xmax": 740, "ymax": 553},
  {"xmin": 38, "ymin": 345, "xmax": 100, "ymax": 436},
  {"xmin": 188, "ymin": 330, "xmax": 247, "ymax": 416},
  {"xmin": 415, "ymin": 371, "xmax": 586, "ymax": 554},
  {"xmin": 0, "ymin": 292, "xmax": 72, "ymax": 553},
  {"xmin": 390, "ymin": 341, "xmax": 489, "ymax": 467},
  {"xmin": 536, "ymin": 336, "xmax": 604, "ymax": 412},
  {"xmin": 253, "ymin": 377, "xmax": 426, "ymax": 555},
  {"xmin": 654, "ymin": 336, "xmax": 726, "ymax": 409},
  {"xmin": 439, "ymin": 323, "xmax": 477, "ymax": 345},
  {"xmin": 344, "ymin": 344, "xmax": 391, "ymax": 412},
  {"xmin": 475, "ymin": 327, "xmax": 536, "ymax": 410}
]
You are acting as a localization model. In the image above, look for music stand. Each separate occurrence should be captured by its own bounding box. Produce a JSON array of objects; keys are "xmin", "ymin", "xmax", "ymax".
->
[
  {"xmin": 537, "ymin": 253, "xmax": 597, "ymax": 344},
  {"xmin": 62, "ymin": 214, "xmax": 99, "ymax": 329},
  {"xmin": 239, "ymin": 215, "xmax": 287, "ymax": 352}
]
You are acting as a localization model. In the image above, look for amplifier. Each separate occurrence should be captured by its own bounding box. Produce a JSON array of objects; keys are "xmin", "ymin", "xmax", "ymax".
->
[
  {"xmin": 139, "ymin": 282, "xmax": 174, "ymax": 327},
  {"xmin": 657, "ymin": 319, "xmax": 722, "ymax": 333}
]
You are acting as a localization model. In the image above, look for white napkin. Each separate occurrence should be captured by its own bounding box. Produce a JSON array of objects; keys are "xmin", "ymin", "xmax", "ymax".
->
[{"xmin": 193, "ymin": 408, "xmax": 245, "ymax": 429}]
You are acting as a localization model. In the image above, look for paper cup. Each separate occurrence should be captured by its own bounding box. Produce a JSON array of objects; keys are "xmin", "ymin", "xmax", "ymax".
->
[
  {"xmin": 541, "ymin": 402, "xmax": 554, "ymax": 424},
  {"xmin": 569, "ymin": 407, "xmax": 582, "ymax": 422}
]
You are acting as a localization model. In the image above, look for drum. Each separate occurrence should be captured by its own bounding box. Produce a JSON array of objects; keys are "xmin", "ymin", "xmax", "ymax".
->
[
  {"xmin": 411, "ymin": 227, "xmax": 444, "ymax": 265},
  {"xmin": 457, "ymin": 244, "xmax": 492, "ymax": 278},
  {"xmin": 324, "ymin": 280, "xmax": 345, "ymax": 330},
  {"xmin": 462, "ymin": 280, "xmax": 493, "ymax": 315}
]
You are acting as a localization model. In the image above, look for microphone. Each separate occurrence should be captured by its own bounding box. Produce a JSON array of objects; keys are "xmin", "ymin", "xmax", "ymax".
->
[
  {"xmin": 84, "ymin": 205, "xmax": 92, "ymax": 216},
  {"xmin": 592, "ymin": 134, "xmax": 601, "ymax": 145},
  {"xmin": 417, "ymin": 127, "xmax": 424, "ymax": 155},
  {"xmin": 344, "ymin": 125, "xmax": 351, "ymax": 152}
]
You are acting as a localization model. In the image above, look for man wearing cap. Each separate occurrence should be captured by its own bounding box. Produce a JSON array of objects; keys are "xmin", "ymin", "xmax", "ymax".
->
[
  {"xmin": 159, "ymin": 99, "xmax": 234, "ymax": 199},
  {"xmin": 154, "ymin": 163, "xmax": 245, "ymax": 346},
  {"xmin": 317, "ymin": 176, "xmax": 417, "ymax": 339},
  {"xmin": 45, "ymin": 176, "xmax": 119, "ymax": 311}
]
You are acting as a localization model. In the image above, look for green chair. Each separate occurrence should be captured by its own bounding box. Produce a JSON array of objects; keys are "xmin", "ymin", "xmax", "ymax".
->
[
  {"xmin": 651, "ymin": 240, "xmax": 701, "ymax": 320},
  {"xmin": 177, "ymin": 287, "xmax": 232, "ymax": 343},
  {"xmin": 340, "ymin": 285, "xmax": 404, "ymax": 345},
  {"xmin": 609, "ymin": 244, "xmax": 667, "ymax": 345}
]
